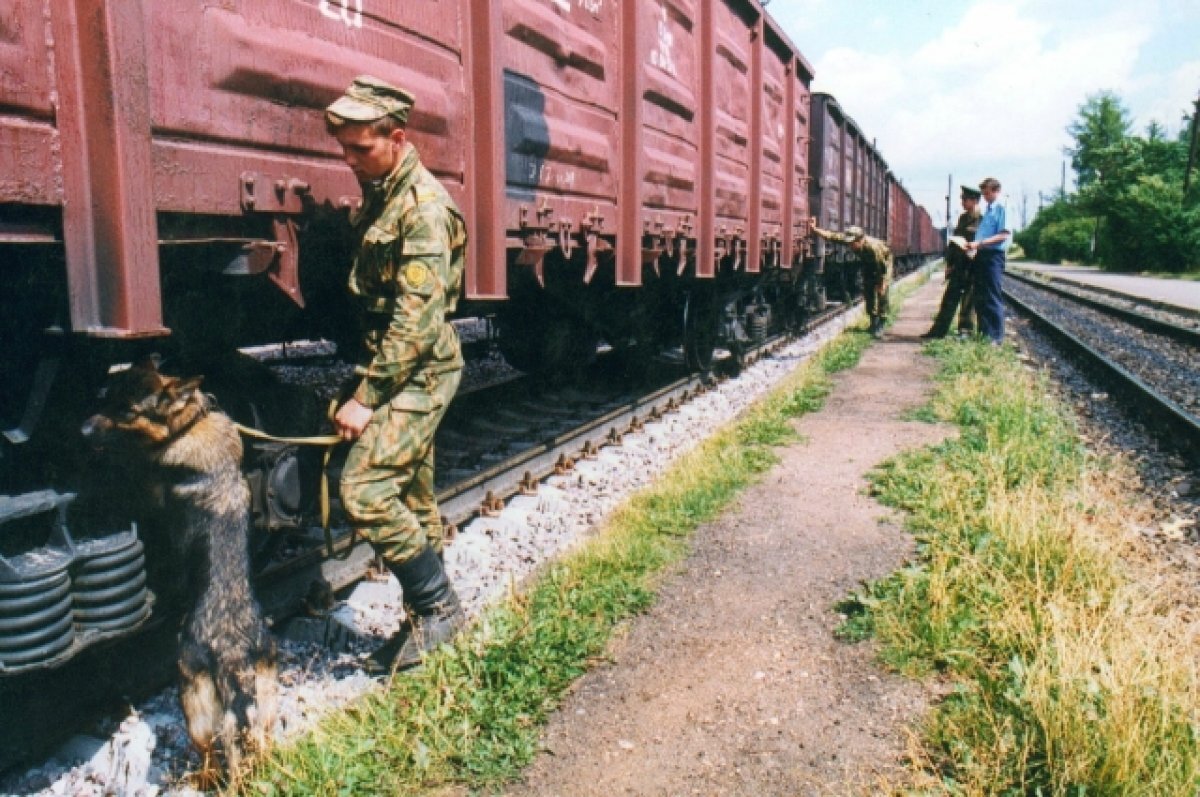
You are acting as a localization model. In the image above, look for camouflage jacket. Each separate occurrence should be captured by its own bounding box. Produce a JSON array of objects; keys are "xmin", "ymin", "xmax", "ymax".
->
[
  {"xmin": 348, "ymin": 144, "xmax": 467, "ymax": 408},
  {"xmin": 855, "ymin": 236, "xmax": 893, "ymax": 275},
  {"xmin": 811, "ymin": 224, "xmax": 892, "ymax": 274}
]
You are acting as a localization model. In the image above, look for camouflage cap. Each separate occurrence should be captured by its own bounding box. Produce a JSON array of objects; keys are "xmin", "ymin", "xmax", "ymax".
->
[
  {"xmin": 326, "ymin": 75, "xmax": 415, "ymax": 125},
  {"xmin": 844, "ymin": 225, "xmax": 866, "ymax": 241},
  {"xmin": 960, "ymin": 185, "xmax": 982, "ymax": 200}
]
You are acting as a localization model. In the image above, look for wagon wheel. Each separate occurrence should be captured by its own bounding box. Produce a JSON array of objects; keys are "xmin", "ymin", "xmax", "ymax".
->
[
  {"xmin": 496, "ymin": 309, "xmax": 597, "ymax": 380},
  {"xmin": 682, "ymin": 287, "xmax": 720, "ymax": 373}
]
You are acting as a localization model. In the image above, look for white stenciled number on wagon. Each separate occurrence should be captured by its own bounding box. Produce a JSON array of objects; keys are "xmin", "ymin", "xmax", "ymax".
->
[{"xmin": 320, "ymin": 0, "xmax": 363, "ymax": 28}]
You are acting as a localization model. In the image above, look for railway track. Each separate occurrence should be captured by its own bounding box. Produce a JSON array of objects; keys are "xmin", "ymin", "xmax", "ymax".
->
[
  {"xmin": 1003, "ymin": 273, "xmax": 1200, "ymax": 460},
  {"xmin": 5, "ymin": 254, "xmax": 964, "ymax": 791},
  {"xmin": 0, "ymin": 297, "xmax": 864, "ymax": 783},
  {"xmin": 1006, "ymin": 269, "xmax": 1200, "ymax": 346},
  {"xmin": 253, "ymin": 306, "xmax": 847, "ymax": 619}
]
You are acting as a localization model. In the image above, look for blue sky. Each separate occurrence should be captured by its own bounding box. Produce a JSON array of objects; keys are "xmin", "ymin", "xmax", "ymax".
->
[{"xmin": 771, "ymin": 0, "xmax": 1200, "ymax": 229}]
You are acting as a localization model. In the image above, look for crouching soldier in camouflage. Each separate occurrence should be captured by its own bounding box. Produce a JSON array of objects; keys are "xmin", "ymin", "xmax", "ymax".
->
[
  {"xmin": 809, "ymin": 220, "xmax": 894, "ymax": 338},
  {"xmin": 326, "ymin": 76, "xmax": 467, "ymax": 674}
]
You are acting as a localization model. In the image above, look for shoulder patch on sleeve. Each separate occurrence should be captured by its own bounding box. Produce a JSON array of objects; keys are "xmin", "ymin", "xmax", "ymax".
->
[{"xmin": 402, "ymin": 262, "xmax": 431, "ymax": 289}]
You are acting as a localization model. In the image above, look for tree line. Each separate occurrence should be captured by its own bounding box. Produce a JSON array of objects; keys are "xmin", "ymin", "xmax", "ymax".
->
[{"xmin": 1016, "ymin": 90, "xmax": 1200, "ymax": 272}]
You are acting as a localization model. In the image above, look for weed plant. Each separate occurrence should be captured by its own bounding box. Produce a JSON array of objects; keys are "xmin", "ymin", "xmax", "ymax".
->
[{"xmin": 846, "ymin": 339, "xmax": 1199, "ymax": 795}]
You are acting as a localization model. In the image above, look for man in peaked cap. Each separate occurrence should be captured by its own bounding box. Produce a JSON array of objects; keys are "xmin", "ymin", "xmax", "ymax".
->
[
  {"xmin": 326, "ymin": 75, "xmax": 469, "ymax": 674},
  {"xmin": 922, "ymin": 185, "xmax": 982, "ymax": 338},
  {"xmin": 809, "ymin": 220, "xmax": 894, "ymax": 338}
]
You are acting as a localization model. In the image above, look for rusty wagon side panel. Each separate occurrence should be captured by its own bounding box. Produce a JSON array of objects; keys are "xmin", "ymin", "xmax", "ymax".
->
[
  {"xmin": 0, "ymin": 0, "xmax": 509, "ymax": 335},
  {"xmin": 786, "ymin": 42, "xmax": 814, "ymax": 264},
  {"xmin": 807, "ymin": 93, "xmax": 843, "ymax": 235},
  {"xmin": 888, "ymin": 177, "xmax": 915, "ymax": 258},
  {"xmin": 1, "ymin": 0, "xmax": 817, "ymax": 338}
]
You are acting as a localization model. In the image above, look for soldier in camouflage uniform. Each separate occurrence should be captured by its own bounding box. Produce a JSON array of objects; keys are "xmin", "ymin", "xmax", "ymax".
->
[
  {"xmin": 923, "ymin": 186, "xmax": 982, "ymax": 338},
  {"xmin": 326, "ymin": 76, "xmax": 467, "ymax": 674},
  {"xmin": 809, "ymin": 220, "xmax": 894, "ymax": 338}
]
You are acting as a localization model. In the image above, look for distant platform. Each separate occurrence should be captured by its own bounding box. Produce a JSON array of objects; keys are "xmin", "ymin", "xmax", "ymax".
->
[{"xmin": 1008, "ymin": 262, "xmax": 1200, "ymax": 316}]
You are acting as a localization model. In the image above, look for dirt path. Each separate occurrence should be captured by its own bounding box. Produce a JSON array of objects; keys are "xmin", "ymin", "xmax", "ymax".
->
[{"xmin": 506, "ymin": 279, "xmax": 953, "ymax": 797}]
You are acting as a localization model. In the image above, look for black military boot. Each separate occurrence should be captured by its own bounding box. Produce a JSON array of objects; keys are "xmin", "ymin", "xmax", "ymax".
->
[
  {"xmin": 869, "ymin": 317, "xmax": 884, "ymax": 339},
  {"xmin": 366, "ymin": 545, "xmax": 464, "ymax": 675}
]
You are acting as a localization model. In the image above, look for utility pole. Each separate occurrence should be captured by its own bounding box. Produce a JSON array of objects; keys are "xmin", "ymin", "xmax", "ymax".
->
[
  {"xmin": 1184, "ymin": 91, "xmax": 1200, "ymax": 200},
  {"xmin": 1060, "ymin": 160, "xmax": 1067, "ymax": 198},
  {"xmin": 1039, "ymin": 190, "xmax": 1045, "ymax": 211},
  {"xmin": 945, "ymin": 174, "xmax": 952, "ymax": 246}
]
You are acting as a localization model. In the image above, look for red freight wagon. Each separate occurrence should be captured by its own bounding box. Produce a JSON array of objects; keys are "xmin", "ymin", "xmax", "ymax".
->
[
  {"xmin": 888, "ymin": 177, "xmax": 915, "ymax": 259},
  {"xmin": 0, "ymin": 1, "xmax": 942, "ymax": 770},
  {"xmin": 808, "ymin": 92, "xmax": 897, "ymax": 304},
  {"xmin": 0, "ymin": 0, "xmax": 817, "ymax": 380}
]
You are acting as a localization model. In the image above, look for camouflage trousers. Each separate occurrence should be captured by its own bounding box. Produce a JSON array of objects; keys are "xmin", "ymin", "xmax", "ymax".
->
[
  {"xmin": 861, "ymin": 262, "xmax": 892, "ymax": 320},
  {"xmin": 340, "ymin": 367, "xmax": 461, "ymax": 567}
]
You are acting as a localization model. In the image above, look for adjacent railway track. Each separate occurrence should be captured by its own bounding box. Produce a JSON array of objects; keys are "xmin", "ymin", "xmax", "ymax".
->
[
  {"xmin": 1003, "ymin": 274, "xmax": 1200, "ymax": 460},
  {"xmin": 1006, "ymin": 269, "xmax": 1200, "ymax": 346}
]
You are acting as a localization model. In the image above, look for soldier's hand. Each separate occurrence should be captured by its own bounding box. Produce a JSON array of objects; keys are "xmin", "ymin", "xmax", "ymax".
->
[{"xmin": 334, "ymin": 398, "xmax": 374, "ymax": 441}]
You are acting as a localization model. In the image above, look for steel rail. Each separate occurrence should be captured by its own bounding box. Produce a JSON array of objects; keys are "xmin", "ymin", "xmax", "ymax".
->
[
  {"xmin": 254, "ymin": 333, "xmax": 798, "ymax": 617},
  {"xmin": 1004, "ymin": 286, "xmax": 1200, "ymax": 457},
  {"xmin": 1007, "ymin": 266, "xmax": 1200, "ymax": 321},
  {"xmin": 253, "ymin": 300, "xmax": 860, "ymax": 618},
  {"xmin": 254, "ymin": 257, "xmax": 948, "ymax": 616},
  {"xmin": 1006, "ymin": 269, "xmax": 1200, "ymax": 346}
]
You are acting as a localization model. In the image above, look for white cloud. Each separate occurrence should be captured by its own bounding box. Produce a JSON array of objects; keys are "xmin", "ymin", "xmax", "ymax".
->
[
  {"xmin": 805, "ymin": 0, "xmax": 1156, "ymax": 223},
  {"xmin": 1135, "ymin": 59, "xmax": 1200, "ymax": 136}
]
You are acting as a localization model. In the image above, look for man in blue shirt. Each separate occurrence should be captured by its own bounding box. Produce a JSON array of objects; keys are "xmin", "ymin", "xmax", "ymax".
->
[{"xmin": 965, "ymin": 177, "xmax": 1011, "ymax": 343}]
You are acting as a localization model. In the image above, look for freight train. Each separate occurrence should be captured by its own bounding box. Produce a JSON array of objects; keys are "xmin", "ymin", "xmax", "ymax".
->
[{"xmin": 0, "ymin": 0, "xmax": 939, "ymax": 767}]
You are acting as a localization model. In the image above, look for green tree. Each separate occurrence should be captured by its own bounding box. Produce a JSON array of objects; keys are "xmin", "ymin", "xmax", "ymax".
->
[
  {"xmin": 1103, "ymin": 175, "xmax": 1200, "ymax": 271},
  {"xmin": 1022, "ymin": 90, "xmax": 1198, "ymax": 272},
  {"xmin": 1066, "ymin": 92, "xmax": 1132, "ymax": 189},
  {"xmin": 1015, "ymin": 196, "xmax": 1092, "ymax": 263}
]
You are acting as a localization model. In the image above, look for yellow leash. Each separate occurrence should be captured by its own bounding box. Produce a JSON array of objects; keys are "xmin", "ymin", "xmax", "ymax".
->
[{"xmin": 233, "ymin": 405, "xmax": 352, "ymax": 559}]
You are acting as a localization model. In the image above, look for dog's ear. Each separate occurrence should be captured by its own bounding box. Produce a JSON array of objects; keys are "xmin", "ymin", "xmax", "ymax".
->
[
  {"xmin": 178, "ymin": 375, "xmax": 204, "ymax": 394},
  {"xmin": 160, "ymin": 376, "xmax": 206, "ymax": 419}
]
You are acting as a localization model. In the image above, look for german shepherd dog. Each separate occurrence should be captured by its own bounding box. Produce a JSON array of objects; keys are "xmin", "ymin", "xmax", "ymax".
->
[{"xmin": 81, "ymin": 359, "xmax": 277, "ymax": 780}]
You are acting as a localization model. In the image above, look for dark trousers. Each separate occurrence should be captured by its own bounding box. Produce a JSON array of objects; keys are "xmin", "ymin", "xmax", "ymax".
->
[
  {"xmin": 929, "ymin": 263, "xmax": 974, "ymax": 335},
  {"xmin": 973, "ymin": 248, "xmax": 1006, "ymax": 342}
]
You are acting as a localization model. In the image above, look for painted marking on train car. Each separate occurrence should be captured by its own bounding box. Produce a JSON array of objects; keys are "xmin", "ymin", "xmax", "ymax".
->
[
  {"xmin": 649, "ymin": 3, "xmax": 677, "ymax": 77},
  {"xmin": 320, "ymin": 0, "xmax": 363, "ymax": 28},
  {"xmin": 525, "ymin": 160, "xmax": 578, "ymax": 190},
  {"xmin": 550, "ymin": 0, "xmax": 604, "ymax": 17}
]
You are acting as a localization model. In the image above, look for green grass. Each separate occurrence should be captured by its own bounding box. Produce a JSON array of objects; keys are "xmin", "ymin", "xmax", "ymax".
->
[
  {"xmin": 236, "ymin": 322, "xmax": 876, "ymax": 796},
  {"xmin": 843, "ymin": 338, "xmax": 1200, "ymax": 795}
]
